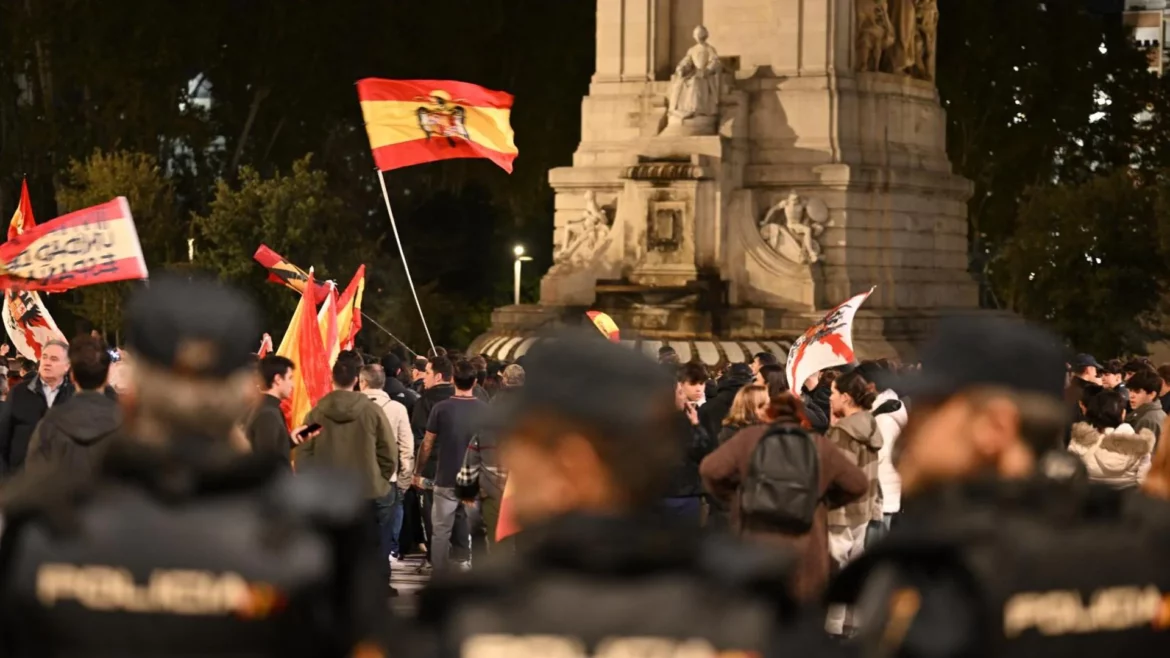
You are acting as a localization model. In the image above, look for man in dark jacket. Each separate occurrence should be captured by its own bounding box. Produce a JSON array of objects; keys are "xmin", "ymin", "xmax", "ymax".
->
[
  {"xmin": 664, "ymin": 382, "xmax": 715, "ymax": 524},
  {"xmin": 24, "ymin": 336, "xmax": 121, "ymax": 475},
  {"xmin": 0, "ymin": 340, "xmax": 72, "ymax": 477},
  {"xmin": 381, "ymin": 353, "xmax": 420, "ymax": 417},
  {"xmin": 698, "ymin": 362, "xmax": 754, "ymax": 440},
  {"xmin": 245, "ymin": 355, "xmax": 301, "ymax": 467}
]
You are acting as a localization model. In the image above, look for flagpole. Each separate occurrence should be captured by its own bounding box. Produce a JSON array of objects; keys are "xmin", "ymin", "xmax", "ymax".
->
[
  {"xmin": 360, "ymin": 311, "xmax": 419, "ymax": 357},
  {"xmin": 376, "ymin": 169, "xmax": 436, "ymax": 354}
]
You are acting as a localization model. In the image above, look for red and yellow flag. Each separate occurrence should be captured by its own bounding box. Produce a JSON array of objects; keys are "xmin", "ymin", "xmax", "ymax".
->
[
  {"xmin": 336, "ymin": 265, "xmax": 365, "ymax": 350},
  {"xmin": 276, "ymin": 272, "xmax": 332, "ymax": 429},
  {"xmin": 253, "ymin": 244, "xmax": 332, "ymax": 300},
  {"xmin": 356, "ymin": 78, "xmax": 517, "ymax": 173},
  {"xmin": 586, "ymin": 311, "xmax": 620, "ymax": 343},
  {"xmin": 496, "ymin": 477, "xmax": 521, "ymax": 542},
  {"xmin": 8, "ymin": 179, "xmax": 34, "ymax": 240}
]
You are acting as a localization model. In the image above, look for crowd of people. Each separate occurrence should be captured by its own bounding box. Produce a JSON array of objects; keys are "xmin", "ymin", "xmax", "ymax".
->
[{"xmin": 3, "ymin": 276, "xmax": 1170, "ymax": 657}]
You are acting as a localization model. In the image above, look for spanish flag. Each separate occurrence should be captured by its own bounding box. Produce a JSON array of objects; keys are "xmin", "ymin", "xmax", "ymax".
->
[
  {"xmin": 253, "ymin": 244, "xmax": 332, "ymax": 300},
  {"xmin": 336, "ymin": 265, "xmax": 366, "ymax": 350},
  {"xmin": 356, "ymin": 78, "xmax": 517, "ymax": 173},
  {"xmin": 8, "ymin": 179, "xmax": 34, "ymax": 240},
  {"xmin": 276, "ymin": 271, "xmax": 332, "ymax": 429}
]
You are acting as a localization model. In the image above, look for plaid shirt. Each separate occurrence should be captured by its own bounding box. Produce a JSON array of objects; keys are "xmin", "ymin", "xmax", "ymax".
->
[{"xmin": 456, "ymin": 433, "xmax": 508, "ymax": 500}]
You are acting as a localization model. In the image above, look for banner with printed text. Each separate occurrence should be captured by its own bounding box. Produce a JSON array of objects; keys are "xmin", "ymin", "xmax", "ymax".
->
[{"xmin": 0, "ymin": 197, "xmax": 148, "ymax": 292}]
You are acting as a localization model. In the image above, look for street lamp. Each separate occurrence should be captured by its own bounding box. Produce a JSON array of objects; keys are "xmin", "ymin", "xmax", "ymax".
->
[{"xmin": 513, "ymin": 244, "xmax": 532, "ymax": 305}]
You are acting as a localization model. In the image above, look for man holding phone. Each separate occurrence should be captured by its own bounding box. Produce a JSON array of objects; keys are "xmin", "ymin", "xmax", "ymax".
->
[{"xmin": 247, "ymin": 356, "xmax": 317, "ymax": 467}]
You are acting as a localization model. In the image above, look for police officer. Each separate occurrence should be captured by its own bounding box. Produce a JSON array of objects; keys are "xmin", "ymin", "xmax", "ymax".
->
[
  {"xmin": 411, "ymin": 332, "xmax": 845, "ymax": 658},
  {"xmin": 828, "ymin": 316, "xmax": 1170, "ymax": 657},
  {"xmin": 0, "ymin": 276, "xmax": 389, "ymax": 657}
]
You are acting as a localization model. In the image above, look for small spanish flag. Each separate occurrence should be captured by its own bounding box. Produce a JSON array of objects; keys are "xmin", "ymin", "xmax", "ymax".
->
[
  {"xmin": 8, "ymin": 179, "xmax": 34, "ymax": 240},
  {"xmin": 253, "ymin": 244, "xmax": 333, "ymax": 301},
  {"xmin": 356, "ymin": 78, "xmax": 517, "ymax": 173},
  {"xmin": 586, "ymin": 311, "xmax": 620, "ymax": 343},
  {"xmin": 336, "ymin": 265, "xmax": 366, "ymax": 350}
]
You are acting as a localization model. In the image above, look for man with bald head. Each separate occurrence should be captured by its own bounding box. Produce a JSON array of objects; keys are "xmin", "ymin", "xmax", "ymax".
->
[{"xmin": 0, "ymin": 339, "xmax": 71, "ymax": 476}]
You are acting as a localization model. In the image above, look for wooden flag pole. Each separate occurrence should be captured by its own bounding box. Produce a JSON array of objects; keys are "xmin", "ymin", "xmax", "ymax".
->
[{"xmin": 376, "ymin": 169, "xmax": 436, "ymax": 354}]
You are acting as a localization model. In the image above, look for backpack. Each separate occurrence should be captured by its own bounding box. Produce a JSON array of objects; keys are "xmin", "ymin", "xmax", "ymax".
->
[{"xmin": 740, "ymin": 425, "xmax": 821, "ymax": 532}]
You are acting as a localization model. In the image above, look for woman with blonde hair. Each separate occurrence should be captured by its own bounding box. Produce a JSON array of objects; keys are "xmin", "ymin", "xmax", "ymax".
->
[{"xmin": 717, "ymin": 384, "xmax": 769, "ymax": 444}]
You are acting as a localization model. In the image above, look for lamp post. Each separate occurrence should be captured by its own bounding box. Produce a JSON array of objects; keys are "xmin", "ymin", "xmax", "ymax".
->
[{"xmin": 513, "ymin": 244, "xmax": 532, "ymax": 306}]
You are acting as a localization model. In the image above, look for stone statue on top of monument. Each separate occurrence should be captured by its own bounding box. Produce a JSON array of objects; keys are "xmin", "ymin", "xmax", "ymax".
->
[
  {"xmin": 758, "ymin": 192, "xmax": 831, "ymax": 265},
  {"xmin": 665, "ymin": 25, "xmax": 721, "ymax": 135}
]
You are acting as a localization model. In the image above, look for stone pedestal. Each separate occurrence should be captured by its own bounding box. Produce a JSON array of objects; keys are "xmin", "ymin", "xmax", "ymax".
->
[{"xmin": 475, "ymin": 0, "xmax": 978, "ymax": 363}]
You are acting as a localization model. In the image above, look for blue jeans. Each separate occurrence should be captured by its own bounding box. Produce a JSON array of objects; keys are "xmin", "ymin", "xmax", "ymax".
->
[
  {"xmin": 387, "ymin": 486, "xmax": 406, "ymax": 555},
  {"xmin": 374, "ymin": 488, "xmax": 399, "ymax": 572},
  {"xmin": 660, "ymin": 496, "xmax": 703, "ymax": 526}
]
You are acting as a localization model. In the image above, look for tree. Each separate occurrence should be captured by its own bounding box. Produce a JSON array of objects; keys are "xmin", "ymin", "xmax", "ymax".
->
[
  {"xmin": 192, "ymin": 155, "xmax": 381, "ymax": 334},
  {"xmin": 999, "ymin": 172, "xmax": 1168, "ymax": 356},
  {"xmin": 55, "ymin": 150, "xmax": 179, "ymax": 341}
]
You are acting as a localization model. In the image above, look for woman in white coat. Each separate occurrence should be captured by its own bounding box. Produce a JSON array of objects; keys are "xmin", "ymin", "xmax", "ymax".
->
[{"xmin": 1068, "ymin": 388, "xmax": 1154, "ymax": 489}]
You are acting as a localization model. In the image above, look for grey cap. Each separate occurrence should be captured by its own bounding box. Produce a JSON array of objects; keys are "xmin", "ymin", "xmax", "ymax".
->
[{"xmin": 124, "ymin": 274, "xmax": 261, "ymax": 378}]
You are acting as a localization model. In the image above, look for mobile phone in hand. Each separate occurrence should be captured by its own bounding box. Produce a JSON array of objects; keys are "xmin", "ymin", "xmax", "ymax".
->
[{"xmin": 297, "ymin": 423, "xmax": 322, "ymax": 439}]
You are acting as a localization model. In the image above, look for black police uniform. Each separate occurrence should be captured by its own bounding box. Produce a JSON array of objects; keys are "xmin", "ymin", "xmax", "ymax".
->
[
  {"xmin": 410, "ymin": 514, "xmax": 847, "ymax": 658},
  {"xmin": 0, "ymin": 438, "xmax": 386, "ymax": 657},
  {"xmin": 0, "ymin": 276, "xmax": 390, "ymax": 657},
  {"xmin": 830, "ymin": 473, "xmax": 1170, "ymax": 658}
]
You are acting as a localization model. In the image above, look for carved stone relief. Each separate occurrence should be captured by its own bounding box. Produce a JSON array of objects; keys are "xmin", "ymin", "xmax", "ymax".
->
[
  {"xmin": 757, "ymin": 193, "xmax": 830, "ymax": 265},
  {"xmin": 553, "ymin": 190, "xmax": 613, "ymax": 267}
]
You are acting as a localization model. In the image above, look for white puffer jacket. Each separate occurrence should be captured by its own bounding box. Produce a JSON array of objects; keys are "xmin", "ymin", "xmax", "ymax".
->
[
  {"xmin": 871, "ymin": 389, "xmax": 908, "ymax": 514},
  {"xmin": 1067, "ymin": 422, "xmax": 1154, "ymax": 490}
]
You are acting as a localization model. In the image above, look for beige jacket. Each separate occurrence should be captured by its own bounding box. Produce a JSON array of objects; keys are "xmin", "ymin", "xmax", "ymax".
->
[
  {"xmin": 365, "ymin": 388, "xmax": 415, "ymax": 487},
  {"xmin": 826, "ymin": 411, "xmax": 884, "ymax": 528}
]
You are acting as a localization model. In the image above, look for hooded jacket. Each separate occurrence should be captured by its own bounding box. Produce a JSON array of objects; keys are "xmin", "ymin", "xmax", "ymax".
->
[
  {"xmin": 298, "ymin": 390, "xmax": 398, "ymax": 499},
  {"xmin": 364, "ymin": 388, "xmax": 415, "ymax": 487},
  {"xmin": 871, "ymin": 390, "xmax": 908, "ymax": 514},
  {"xmin": 826, "ymin": 410, "xmax": 884, "ymax": 528},
  {"xmin": 698, "ymin": 371, "xmax": 753, "ymax": 440},
  {"xmin": 1068, "ymin": 422, "xmax": 1154, "ymax": 490},
  {"xmin": 24, "ymin": 391, "xmax": 122, "ymax": 476}
]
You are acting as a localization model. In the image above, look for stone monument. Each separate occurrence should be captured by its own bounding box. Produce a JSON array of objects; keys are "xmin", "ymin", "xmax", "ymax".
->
[{"xmin": 472, "ymin": 0, "xmax": 979, "ymax": 366}]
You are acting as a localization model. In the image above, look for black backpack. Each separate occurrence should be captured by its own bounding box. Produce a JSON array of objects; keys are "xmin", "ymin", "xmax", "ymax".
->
[{"xmin": 740, "ymin": 425, "xmax": 820, "ymax": 532}]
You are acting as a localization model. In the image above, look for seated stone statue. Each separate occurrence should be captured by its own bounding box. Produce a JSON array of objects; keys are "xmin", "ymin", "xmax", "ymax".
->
[
  {"xmin": 758, "ymin": 193, "xmax": 828, "ymax": 265},
  {"xmin": 667, "ymin": 26, "xmax": 721, "ymax": 123}
]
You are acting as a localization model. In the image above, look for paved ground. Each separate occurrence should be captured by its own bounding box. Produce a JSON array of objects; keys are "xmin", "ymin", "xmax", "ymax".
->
[{"xmin": 391, "ymin": 554, "xmax": 430, "ymax": 617}]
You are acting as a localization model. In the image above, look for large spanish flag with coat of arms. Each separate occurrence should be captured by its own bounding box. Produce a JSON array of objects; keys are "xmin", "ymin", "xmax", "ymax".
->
[{"xmin": 356, "ymin": 78, "xmax": 517, "ymax": 173}]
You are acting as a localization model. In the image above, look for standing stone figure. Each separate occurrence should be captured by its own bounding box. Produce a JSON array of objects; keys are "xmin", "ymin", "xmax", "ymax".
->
[
  {"xmin": 758, "ymin": 193, "xmax": 829, "ymax": 265},
  {"xmin": 667, "ymin": 26, "xmax": 721, "ymax": 123},
  {"xmin": 916, "ymin": 0, "xmax": 939, "ymax": 80},
  {"xmin": 888, "ymin": 0, "xmax": 919, "ymax": 76},
  {"xmin": 555, "ymin": 191, "xmax": 610, "ymax": 265},
  {"xmin": 856, "ymin": 0, "xmax": 895, "ymax": 73}
]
